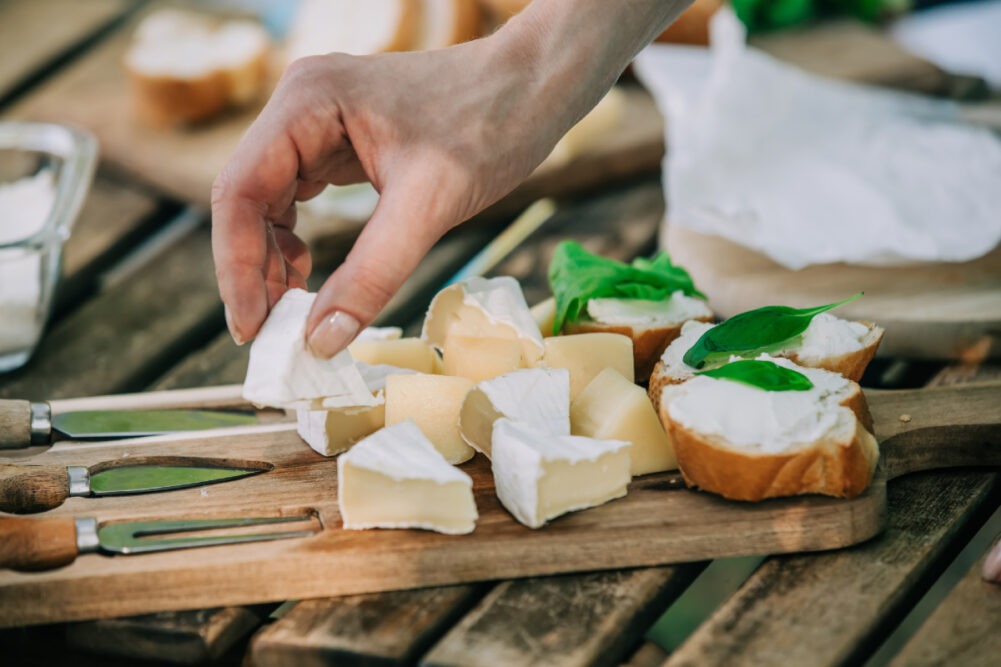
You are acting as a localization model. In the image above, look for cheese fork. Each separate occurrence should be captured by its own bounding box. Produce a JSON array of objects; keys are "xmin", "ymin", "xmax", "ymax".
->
[{"xmin": 0, "ymin": 514, "xmax": 318, "ymax": 572}]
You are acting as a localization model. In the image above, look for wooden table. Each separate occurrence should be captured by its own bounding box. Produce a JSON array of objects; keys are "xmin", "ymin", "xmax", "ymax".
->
[{"xmin": 1, "ymin": 2, "xmax": 999, "ymax": 665}]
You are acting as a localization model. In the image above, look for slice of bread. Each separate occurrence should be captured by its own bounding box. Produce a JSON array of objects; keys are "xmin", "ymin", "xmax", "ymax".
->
[
  {"xmin": 124, "ymin": 9, "xmax": 270, "ymax": 127},
  {"xmin": 649, "ymin": 315, "xmax": 884, "ymax": 411},
  {"xmin": 565, "ymin": 294, "xmax": 713, "ymax": 384},
  {"xmin": 415, "ymin": 0, "xmax": 481, "ymax": 50},
  {"xmin": 658, "ymin": 358, "xmax": 879, "ymax": 501},
  {"xmin": 286, "ymin": 0, "xmax": 418, "ymax": 62}
]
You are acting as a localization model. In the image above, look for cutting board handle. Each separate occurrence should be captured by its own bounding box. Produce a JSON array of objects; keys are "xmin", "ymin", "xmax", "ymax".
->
[
  {"xmin": 0, "ymin": 516, "xmax": 78, "ymax": 572},
  {"xmin": 870, "ymin": 382, "xmax": 1001, "ymax": 480}
]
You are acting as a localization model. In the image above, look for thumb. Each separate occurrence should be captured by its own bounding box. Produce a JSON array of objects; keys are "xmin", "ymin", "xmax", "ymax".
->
[{"xmin": 305, "ymin": 180, "xmax": 453, "ymax": 358}]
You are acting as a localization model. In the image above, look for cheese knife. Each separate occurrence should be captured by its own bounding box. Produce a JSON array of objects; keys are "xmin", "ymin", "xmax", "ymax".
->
[
  {"xmin": 0, "ymin": 513, "xmax": 317, "ymax": 572},
  {"xmin": 0, "ymin": 456, "xmax": 271, "ymax": 514},
  {"xmin": 0, "ymin": 398, "xmax": 258, "ymax": 449}
]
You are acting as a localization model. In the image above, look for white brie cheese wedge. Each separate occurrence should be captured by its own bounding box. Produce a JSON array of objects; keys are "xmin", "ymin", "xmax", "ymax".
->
[
  {"xmin": 354, "ymin": 326, "xmax": 403, "ymax": 342},
  {"xmin": 242, "ymin": 289, "xmax": 376, "ymax": 409},
  {"xmin": 338, "ymin": 420, "xmax": 478, "ymax": 534},
  {"xmin": 422, "ymin": 276, "xmax": 545, "ymax": 367},
  {"xmin": 491, "ymin": 418, "xmax": 631, "ymax": 529},
  {"xmin": 458, "ymin": 368, "xmax": 571, "ymax": 458}
]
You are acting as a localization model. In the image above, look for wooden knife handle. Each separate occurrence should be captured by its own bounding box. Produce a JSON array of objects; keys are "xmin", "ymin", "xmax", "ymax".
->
[
  {"xmin": 871, "ymin": 382, "xmax": 1001, "ymax": 481},
  {"xmin": 49, "ymin": 384, "xmax": 250, "ymax": 413},
  {"xmin": 0, "ymin": 399, "xmax": 32, "ymax": 449},
  {"xmin": 0, "ymin": 516, "xmax": 78, "ymax": 571},
  {"xmin": 0, "ymin": 465, "xmax": 69, "ymax": 514}
]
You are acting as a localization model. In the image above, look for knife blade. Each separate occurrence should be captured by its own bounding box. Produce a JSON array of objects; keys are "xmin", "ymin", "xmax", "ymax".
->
[
  {"xmin": 0, "ymin": 456, "xmax": 271, "ymax": 514},
  {"xmin": 0, "ymin": 399, "xmax": 258, "ymax": 449}
]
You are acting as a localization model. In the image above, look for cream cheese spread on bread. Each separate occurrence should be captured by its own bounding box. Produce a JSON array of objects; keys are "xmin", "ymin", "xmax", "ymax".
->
[
  {"xmin": 664, "ymin": 356, "xmax": 855, "ymax": 454},
  {"xmin": 779, "ymin": 313, "xmax": 870, "ymax": 362},
  {"xmin": 586, "ymin": 292, "xmax": 711, "ymax": 327}
]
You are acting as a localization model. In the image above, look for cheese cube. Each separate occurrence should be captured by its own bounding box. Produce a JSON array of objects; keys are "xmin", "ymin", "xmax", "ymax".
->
[
  {"xmin": 422, "ymin": 277, "xmax": 545, "ymax": 366},
  {"xmin": 491, "ymin": 418, "xmax": 631, "ymax": 529},
  {"xmin": 242, "ymin": 289, "xmax": 376, "ymax": 409},
  {"xmin": 571, "ymin": 368, "xmax": 677, "ymax": 475},
  {"xmin": 338, "ymin": 420, "xmax": 477, "ymax": 534},
  {"xmin": 296, "ymin": 404, "xmax": 385, "ymax": 456},
  {"xmin": 458, "ymin": 368, "xmax": 570, "ymax": 458},
  {"xmin": 385, "ymin": 374, "xmax": 476, "ymax": 464},
  {"xmin": 530, "ymin": 297, "xmax": 557, "ymax": 337},
  {"xmin": 442, "ymin": 335, "xmax": 525, "ymax": 382},
  {"xmin": 348, "ymin": 338, "xmax": 438, "ymax": 374},
  {"xmin": 542, "ymin": 333, "xmax": 634, "ymax": 399}
]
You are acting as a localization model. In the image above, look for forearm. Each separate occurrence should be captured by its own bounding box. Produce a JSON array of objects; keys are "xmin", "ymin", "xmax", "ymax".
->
[{"xmin": 494, "ymin": 0, "xmax": 692, "ymax": 132}]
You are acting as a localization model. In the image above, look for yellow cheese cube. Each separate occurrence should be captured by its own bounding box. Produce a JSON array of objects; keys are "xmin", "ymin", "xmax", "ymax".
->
[
  {"xmin": 530, "ymin": 297, "xmax": 557, "ymax": 337},
  {"xmin": 571, "ymin": 368, "xmax": 677, "ymax": 475},
  {"xmin": 384, "ymin": 374, "xmax": 476, "ymax": 463},
  {"xmin": 442, "ymin": 335, "xmax": 526, "ymax": 382},
  {"xmin": 348, "ymin": 338, "xmax": 438, "ymax": 374},
  {"xmin": 543, "ymin": 333, "xmax": 634, "ymax": 399}
]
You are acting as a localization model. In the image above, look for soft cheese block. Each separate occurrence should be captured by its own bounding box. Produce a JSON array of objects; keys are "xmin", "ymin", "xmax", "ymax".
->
[
  {"xmin": 458, "ymin": 367, "xmax": 571, "ymax": 458},
  {"xmin": 530, "ymin": 297, "xmax": 557, "ymax": 338},
  {"xmin": 571, "ymin": 368, "xmax": 677, "ymax": 475},
  {"xmin": 491, "ymin": 418, "xmax": 631, "ymax": 529},
  {"xmin": 349, "ymin": 337, "xmax": 438, "ymax": 374},
  {"xmin": 442, "ymin": 334, "xmax": 525, "ymax": 382},
  {"xmin": 338, "ymin": 420, "xmax": 478, "ymax": 534},
  {"xmin": 242, "ymin": 289, "xmax": 376, "ymax": 409},
  {"xmin": 296, "ymin": 404, "xmax": 385, "ymax": 456},
  {"xmin": 422, "ymin": 276, "xmax": 545, "ymax": 367},
  {"xmin": 542, "ymin": 333, "xmax": 634, "ymax": 399},
  {"xmin": 384, "ymin": 374, "xmax": 476, "ymax": 464}
]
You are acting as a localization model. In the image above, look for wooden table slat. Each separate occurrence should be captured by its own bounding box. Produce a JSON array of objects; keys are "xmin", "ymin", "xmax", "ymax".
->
[
  {"xmin": 0, "ymin": 0, "xmax": 134, "ymax": 106},
  {"xmin": 888, "ymin": 553, "xmax": 1001, "ymax": 667},
  {"xmin": 252, "ymin": 585, "xmax": 487, "ymax": 667},
  {"xmin": 423, "ymin": 566, "xmax": 704, "ymax": 667}
]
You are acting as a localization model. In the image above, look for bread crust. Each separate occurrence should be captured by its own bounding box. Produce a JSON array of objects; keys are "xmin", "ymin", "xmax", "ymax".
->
[
  {"xmin": 567, "ymin": 316, "xmax": 713, "ymax": 384},
  {"xmin": 446, "ymin": 0, "xmax": 482, "ymax": 45},
  {"xmin": 664, "ymin": 413, "xmax": 879, "ymax": 501},
  {"xmin": 125, "ymin": 43, "xmax": 268, "ymax": 127},
  {"xmin": 385, "ymin": 0, "xmax": 420, "ymax": 52}
]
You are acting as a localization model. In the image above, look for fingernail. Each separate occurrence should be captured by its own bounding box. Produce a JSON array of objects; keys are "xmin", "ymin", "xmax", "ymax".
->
[
  {"xmin": 983, "ymin": 540, "xmax": 1001, "ymax": 582},
  {"xmin": 308, "ymin": 311, "xmax": 361, "ymax": 359},
  {"xmin": 224, "ymin": 305, "xmax": 246, "ymax": 346}
]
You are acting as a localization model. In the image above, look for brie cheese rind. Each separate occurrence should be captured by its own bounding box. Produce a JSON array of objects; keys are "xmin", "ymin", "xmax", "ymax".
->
[
  {"xmin": 571, "ymin": 367, "xmax": 678, "ymax": 476},
  {"xmin": 354, "ymin": 326, "xmax": 403, "ymax": 342},
  {"xmin": 338, "ymin": 420, "xmax": 478, "ymax": 535},
  {"xmin": 242, "ymin": 289, "xmax": 376, "ymax": 409},
  {"xmin": 422, "ymin": 277, "xmax": 545, "ymax": 367},
  {"xmin": 384, "ymin": 374, "xmax": 476, "ymax": 464},
  {"xmin": 458, "ymin": 368, "xmax": 571, "ymax": 459},
  {"xmin": 491, "ymin": 418, "xmax": 631, "ymax": 529},
  {"xmin": 542, "ymin": 333, "xmax": 634, "ymax": 399},
  {"xmin": 297, "ymin": 362, "xmax": 417, "ymax": 455}
]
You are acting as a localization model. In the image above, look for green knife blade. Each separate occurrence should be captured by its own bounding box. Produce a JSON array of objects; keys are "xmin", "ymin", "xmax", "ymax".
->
[
  {"xmin": 52, "ymin": 409, "xmax": 258, "ymax": 439},
  {"xmin": 88, "ymin": 463, "xmax": 266, "ymax": 496}
]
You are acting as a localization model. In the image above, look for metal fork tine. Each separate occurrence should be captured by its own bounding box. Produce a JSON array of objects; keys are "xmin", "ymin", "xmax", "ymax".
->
[{"xmin": 98, "ymin": 515, "xmax": 316, "ymax": 555}]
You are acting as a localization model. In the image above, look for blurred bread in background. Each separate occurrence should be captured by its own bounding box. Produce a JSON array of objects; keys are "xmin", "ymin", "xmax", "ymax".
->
[
  {"xmin": 480, "ymin": 0, "xmax": 722, "ymax": 45},
  {"xmin": 286, "ymin": 0, "xmax": 418, "ymax": 61},
  {"xmin": 415, "ymin": 0, "xmax": 482, "ymax": 50},
  {"xmin": 124, "ymin": 9, "xmax": 270, "ymax": 127}
]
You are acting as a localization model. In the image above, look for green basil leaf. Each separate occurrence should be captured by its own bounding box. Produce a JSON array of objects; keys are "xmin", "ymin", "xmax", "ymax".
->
[
  {"xmin": 682, "ymin": 293, "xmax": 863, "ymax": 369},
  {"xmin": 697, "ymin": 359, "xmax": 813, "ymax": 392},
  {"xmin": 547, "ymin": 241, "xmax": 705, "ymax": 334}
]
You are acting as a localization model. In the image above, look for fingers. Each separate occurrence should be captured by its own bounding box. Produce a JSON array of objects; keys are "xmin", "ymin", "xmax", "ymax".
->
[
  {"xmin": 984, "ymin": 539, "xmax": 1001, "ymax": 582},
  {"xmin": 305, "ymin": 177, "xmax": 451, "ymax": 358}
]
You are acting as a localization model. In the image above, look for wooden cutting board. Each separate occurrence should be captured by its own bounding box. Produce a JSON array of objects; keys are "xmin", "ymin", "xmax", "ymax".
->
[
  {"xmin": 1, "ymin": 382, "xmax": 998, "ymax": 627},
  {"xmin": 665, "ymin": 224, "xmax": 1001, "ymax": 362}
]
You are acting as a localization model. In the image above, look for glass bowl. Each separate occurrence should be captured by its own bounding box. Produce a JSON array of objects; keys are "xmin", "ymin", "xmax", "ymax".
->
[{"xmin": 0, "ymin": 122, "xmax": 97, "ymax": 373}]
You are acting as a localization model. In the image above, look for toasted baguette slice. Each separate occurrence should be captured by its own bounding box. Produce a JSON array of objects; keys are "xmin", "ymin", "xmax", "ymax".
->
[
  {"xmin": 286, "ymin": 0, "xmax": 417, "ymax": 62},
  {"xmin": 124, "ymin": 9, "xmax": 269, "ymax": 127},
  {"xmin": 649, "ymin": 315, "xmax": 884, "ymax": 411},
  {"xmin": 565, "ymin": 293, "xmax": 713, "ymax": 384},
  {"xmin": 415, "ymin": 0, "xmax": 481, "ymax": 50},
  {"xmin": 658, "ymin": 358, "xmax": 879, "ymax": 501}
]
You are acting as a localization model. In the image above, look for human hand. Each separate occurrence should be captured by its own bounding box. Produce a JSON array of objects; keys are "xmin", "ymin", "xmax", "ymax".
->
[
  {"xmin": 211, "ymin": 0, "xmax": 689, "ymax": 357},
  {"xmin": 984, "ymin": 538, "xmax": 1001, "ymax": 583}
]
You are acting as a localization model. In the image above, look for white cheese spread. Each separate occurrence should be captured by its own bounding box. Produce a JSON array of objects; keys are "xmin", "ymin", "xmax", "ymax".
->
[{"xmin": 586, "ymin": 292, "xmax": 711, "ymax": 327}]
